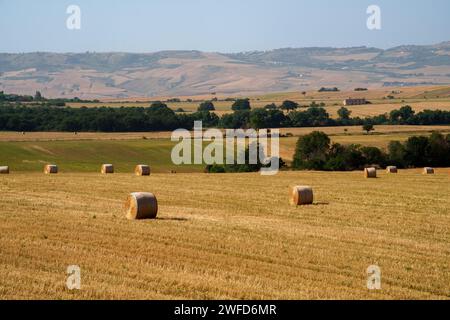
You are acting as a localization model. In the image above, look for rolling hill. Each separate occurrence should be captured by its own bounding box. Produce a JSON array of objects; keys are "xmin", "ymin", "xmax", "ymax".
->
[{"xmin": 1, "ymin": 42, "xmax": 450, "ymax": 99}]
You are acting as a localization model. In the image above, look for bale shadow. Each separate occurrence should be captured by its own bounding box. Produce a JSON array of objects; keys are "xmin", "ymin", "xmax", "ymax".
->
[
  {"xmin": 156, "ymin": 217, "xmax": 188, "ymax": 222},
  {"xmin": 312, "ymin": 202, "xmax": 330, "ymax": 206}
]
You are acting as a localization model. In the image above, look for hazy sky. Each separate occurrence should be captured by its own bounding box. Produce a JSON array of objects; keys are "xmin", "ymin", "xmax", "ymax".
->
[{"xmin": 0, "ymin": 0, "xmax": 449, "ymax": 53}]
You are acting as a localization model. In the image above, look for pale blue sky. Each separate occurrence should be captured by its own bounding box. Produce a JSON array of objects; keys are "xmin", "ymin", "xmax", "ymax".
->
[{"xmin": 0, "ymin": 0, "xmax": 449, "ymax": 53}]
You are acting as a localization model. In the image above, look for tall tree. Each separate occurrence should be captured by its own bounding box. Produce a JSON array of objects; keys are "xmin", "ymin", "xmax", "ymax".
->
[{"xmin": 231, "ymin": 98, "xmax": 251, "ymax": 111}]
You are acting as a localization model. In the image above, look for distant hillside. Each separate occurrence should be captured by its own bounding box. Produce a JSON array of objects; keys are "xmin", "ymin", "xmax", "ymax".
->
[{"xmin": 1, "ymin": 42, "xmax": 450, "ymax": 99}]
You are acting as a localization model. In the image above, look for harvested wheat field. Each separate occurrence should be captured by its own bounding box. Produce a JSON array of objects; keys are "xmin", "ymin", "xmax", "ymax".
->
[{"xmin": 0, "ymin": 170, "xmax": 449, "ymax": 299}]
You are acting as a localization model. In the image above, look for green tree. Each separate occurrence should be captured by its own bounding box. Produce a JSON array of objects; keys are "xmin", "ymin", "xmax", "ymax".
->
[
  {"xmin": 390, "ymin": 105, "xmax": 414, "ymax": 124},
  {"xmin": 387, "ymin": 141, "xmax": 406, "ymax": 167},
  {"xmin": 249, "ymin": 108, "xmax": 269, "ymax": 129},
  {"xmin": 146, "ymin": 102, "xmax": 179, "ymax": 130},
  {"xmin": 337, "ymin": 107, "xmax": 352, "ymax": 120},
  {"xmin": 292, "ymin": 131, "xmax": 330, "ymax": 170},
  {"xmin": 149, "ymin": 101, "xmax": 169, "ymax": 109},
  {"xmin": 198, "ymin": 101, "xmax": 215, "ymax": 112},
  {"xmin": 34, "ymin": 91, "xmax": 43, "ymax": 101},
  {"xmin": 219, "ymin": 110, "xmax": 250, "ymax": 129},
  {"xmin": 191, "ymin": 111, "xmax": 220, "ymax": 127},
  {"xmin": 231, "ymin": 98, "xmax": 251, "ymax": 111},
  {"xmin": 404, "ymin": 136, "xmax": 430, "ymax": 167},
  {"xmin": 361, "ymin": 146, "xmax": 387, "ymax": 167},
  {"xmin": 280, "ymin": 100, "xmax": 299, "ymax": 111},
  {"xmin": 362, "ymin": 123, "xmax": 374, "ymax": 134},
  {"xmin": 305, "ymin": 106, "xmax": 330, "ymax": 126},
  {"xmin": 325, "ymin": 143, "xmax": 365, "ymax": 171},
  {"xmin": 427, "ymin": 131, "xmax": 450, "ymax": 167},
  {"xmin": 206, "ymin": 142, "xmax": 266, "ymax": 173}
]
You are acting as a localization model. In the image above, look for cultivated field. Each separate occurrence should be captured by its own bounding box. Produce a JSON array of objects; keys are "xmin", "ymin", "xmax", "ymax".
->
[
  {"xmin": 1, "ymin": 126, "xmax": 449, "ymax": 171},
  {"xmin": 2, "ymin": 125, "xmax": 450, "ymax": 142},
  {"xmin": 0, "ymin": 170, "xmax": 449, "ymax": 299},
  {"xmin": 66, "ymin": 86, "xmax": 450, "ymax": 119},
  {"xmin": 0, "ymin": 139, "xmax": 200, "ymax": 173},
  {"xmin": 1, "ymin": 117, "xmax": 449, "ymax": 299}
]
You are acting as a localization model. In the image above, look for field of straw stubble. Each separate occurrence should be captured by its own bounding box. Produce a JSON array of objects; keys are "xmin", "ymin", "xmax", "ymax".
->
[{"xmin": 0, "ymin": 169, "xmax": 449, "ymax": 299}]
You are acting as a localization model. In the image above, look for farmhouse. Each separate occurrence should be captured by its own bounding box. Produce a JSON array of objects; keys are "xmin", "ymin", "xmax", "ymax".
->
[{"xmin": 343, "ymin": 98, "xmax": 367, "ymax": 106}]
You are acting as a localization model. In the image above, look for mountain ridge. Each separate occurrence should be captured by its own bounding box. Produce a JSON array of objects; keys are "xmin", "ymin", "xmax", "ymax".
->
[{"xmin": 1, "ymin": 42, "xmax": 449, "ymax": 98}]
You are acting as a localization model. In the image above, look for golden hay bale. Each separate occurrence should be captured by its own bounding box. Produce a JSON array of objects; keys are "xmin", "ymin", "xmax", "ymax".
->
[
  {"xmin": 290, "ymin": 186, "xmax": 313, "ymax": 205},
  {"xmin": 364, "ymin": 167, "xmax": 377, "ymax": 178},
  {"xmin": 125, "ymin": 192, "xmax": 158, "ymax": 220},
  {"xmin": 135, "ymin": 164, "xmax": 150, "ymax": 176},
  {"xmin": 44, "ymin": 164, "xmax": 58, "ymax": 174},
  {"xmin": 0, "ymin": 166, "xmax": 9, "ymax": 174},
  {"xmin": 386, "ymin": 166, "xmax": 398, "ymax": 173},
  {"xmin": 423, "ymin": 167, "xmax": 434, "ymax": 174},
  {"xmin": 101, "ymin": 164, "xmax": 114, "ymax": 174}
]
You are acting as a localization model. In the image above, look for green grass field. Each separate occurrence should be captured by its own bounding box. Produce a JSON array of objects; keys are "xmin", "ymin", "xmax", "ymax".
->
[
  {"xmin": 0, "ymin": 139, "xmax": 202, "ymax": 173},
  {"xmin": 1, "ymin": 127, "xmax": 449, "ymax": 172}
]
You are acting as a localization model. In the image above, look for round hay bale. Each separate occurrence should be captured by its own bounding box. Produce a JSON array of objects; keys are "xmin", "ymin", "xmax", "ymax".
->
[
  {"xmin": 386, "ymin": 166, "xmax": 398, "ymax": 173},
  {"xmin": 135, "ymin": 164, "xmax": 150, "ymax": 176},
  {"xmin": 101, "ymin": 164, "xmax": 114, "ymax": 174},
  {"xmin": 0, "ymin": 166, "xmax": 10, "ymax": 174},
  {"xmin": 423, "ymin": 167, "xmax": 434, "ymax": 174},
  {"xmin": 290, "ymin": 186, "xmax": 313, "ymax": 205},
  {"xmin": 364, "ymin": 167, "xmax": 377, "ymax": 178},
  {"xmin": 44, "ymin": 164, "xmax": 58, "ymax": 174},
  {"xmin": 125, "ymin": 192, "xmax": 158, "ymax": 220}
]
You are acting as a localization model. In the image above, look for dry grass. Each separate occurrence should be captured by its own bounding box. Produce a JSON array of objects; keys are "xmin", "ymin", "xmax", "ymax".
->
[
  {"xmin": 0, "ymin": 170, "xmax": 449, "ymax": 299},
  {"xmin": 278, "ymin": 125, "xmax": 450, "ymax": 137},
  {"xmin": 66, "ymin": 99, "xmax": 450, "ymax": 118},
  {"xmin": 1, "ymin": 125, "xmax": 449, "ymax": 142},
  {"xmin": 325, "ymin": 101, "xmax": 450, "ymax": 118},
  {"xmin": 0, "ymin": 131, "xmax": 176, "ymax": 142},
  {"xmin": 95, "ymin": 85, "xmax": 450, "ymax": 104},
  {"xmin": 65, "ymin": 86, "xmax": 450, "ymax": 119}
]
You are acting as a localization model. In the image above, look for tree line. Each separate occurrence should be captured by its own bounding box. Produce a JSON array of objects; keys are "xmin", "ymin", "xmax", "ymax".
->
[
  {"xmin": 293, "ymin": 131, "xmax": 450, "ymax": 171},
  {"xmin": 1, "ymin": 98, "xmax": 449, "ymax": 132},
  {"xmin": 0, "ymin": 90, "xmax": 99, "ymax": 104},
  {"xmin": 206, "ymin": 130, "xmax": 450, "ymax": 173}
]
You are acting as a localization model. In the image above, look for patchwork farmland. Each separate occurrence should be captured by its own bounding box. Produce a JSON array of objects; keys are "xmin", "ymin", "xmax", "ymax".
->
[
  {"xmin": 0, "ymin": 123, "xmax": 449, "ymax": 299},
  {"xmin": 1, "ymin": 86, "xmax": 450, "ymax": 300},
  {"xmin": 2, "ymin": 0, "xmax": 450, "ymax": 306}
]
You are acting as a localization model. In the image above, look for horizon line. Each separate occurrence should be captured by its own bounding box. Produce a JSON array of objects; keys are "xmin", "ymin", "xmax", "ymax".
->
[{"xmin": 1, "ymin": 41, "xmax": 449, "ymax": 55}]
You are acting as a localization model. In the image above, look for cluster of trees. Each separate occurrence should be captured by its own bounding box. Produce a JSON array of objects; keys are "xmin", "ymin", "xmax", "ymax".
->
[
  {"xmin": 293, "ymin": 131, "xmax": 450, "ymax": 171},
  {"xmin": 336, "ymin": 105, "xmax": 450, "ymax": 126},
  {"xmin": 0, "ymin": 91, "xmax": 99, "ymax": 104},
  {"xmin": 218, "ymin": 104, "xmax": 450, "ymax": 129},
  {"xmin": 205, "ymin": 143, "xmax": 286, "ymax": 173},
  {"xmin": 197, "ymin": 101, "xmax": 215, "ymax": 112},
  {"xmin": 318, "ymin": 87, "xmax": 340, "ymax": 92},
  {"xmin": 0, "ymin": 102, "xmax": 220, "ymax": 132}
]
